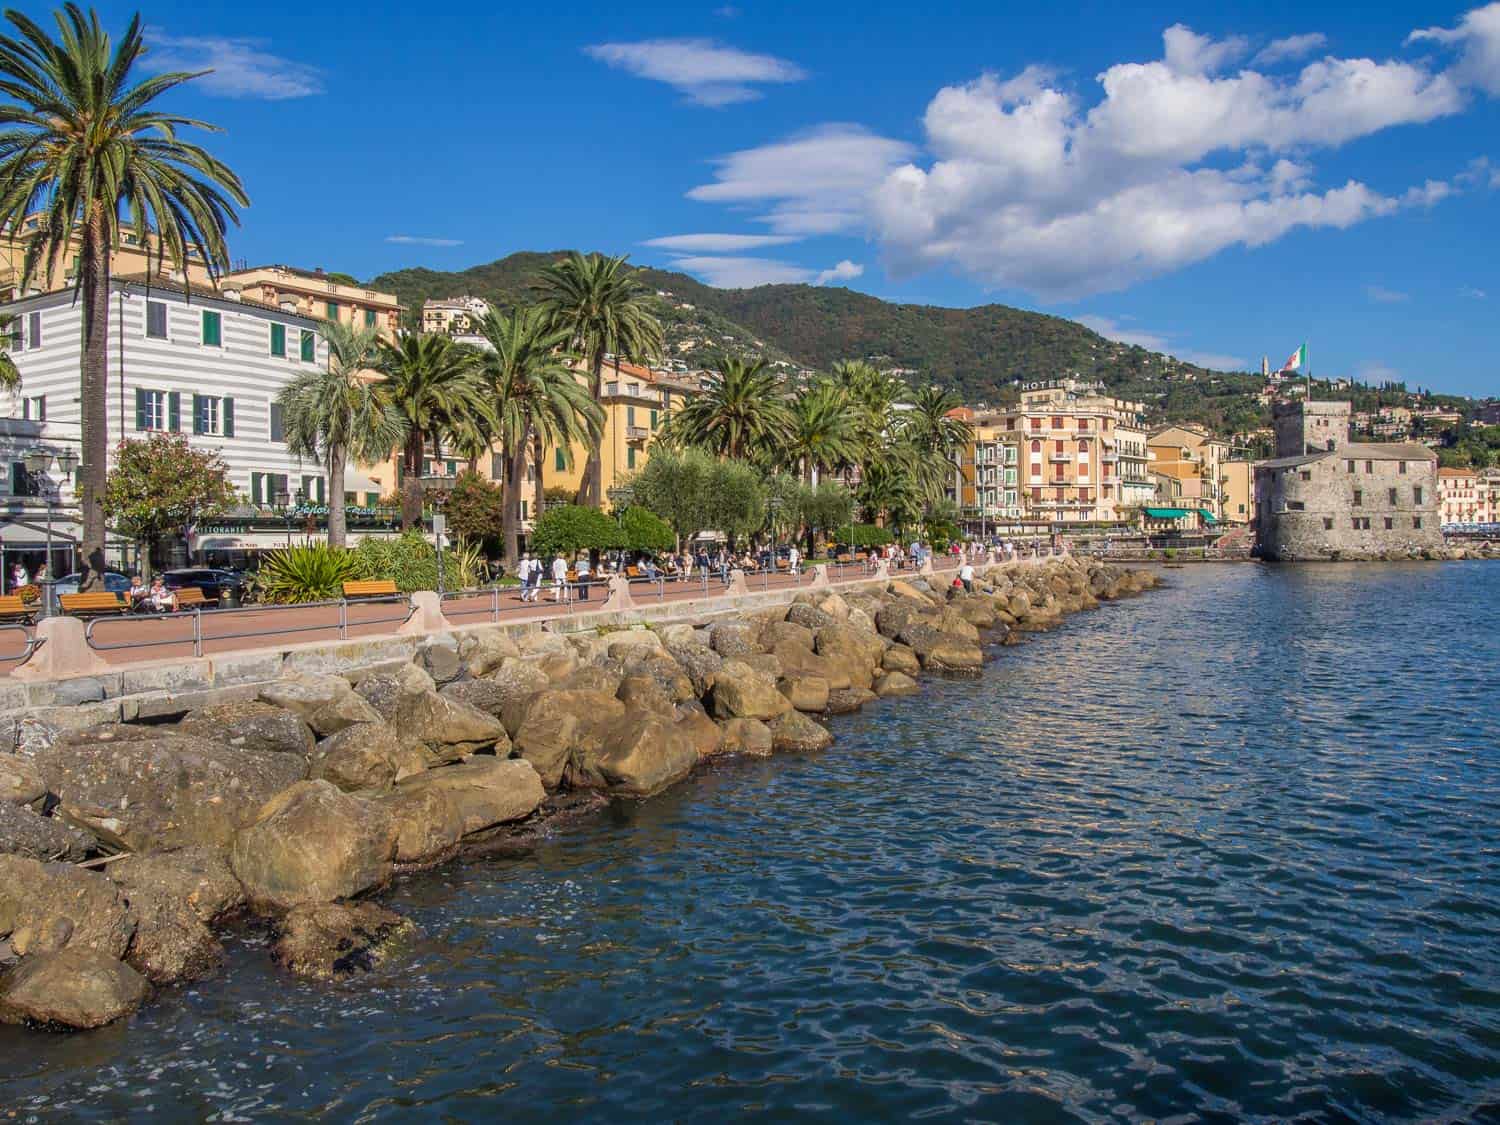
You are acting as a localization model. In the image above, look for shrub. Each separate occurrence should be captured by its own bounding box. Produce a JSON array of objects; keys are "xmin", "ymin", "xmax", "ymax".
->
[
  {"xmin": 255, "ymin": 543, "xmax": 364, "ymax": 603},
  {"xmin": 845, "ymin": 523, "xmax": 893, "ymax": 549},
  {"xmin": 530, "ymin": 505, "xmax": 626, "ymax": 555},
  {"xmin": 618, "ymin": 506, "xmax": 675, "ymax": 552},
  {"xmin": 442, "ymin": 471, "xmax": 505, "ymax": 545}
]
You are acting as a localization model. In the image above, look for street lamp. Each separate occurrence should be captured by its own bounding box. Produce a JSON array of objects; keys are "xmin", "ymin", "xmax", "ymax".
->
[
  {"xmin": 23, "ymin": 450, "xmax": 56, "ymax": 614},
  {"xmin": 274, "ymin": 488, "xmax": 304, "ymax": 546},
  {"xmin": 420, "ymin": 472, "xmax": 455, "ymax": 595}
]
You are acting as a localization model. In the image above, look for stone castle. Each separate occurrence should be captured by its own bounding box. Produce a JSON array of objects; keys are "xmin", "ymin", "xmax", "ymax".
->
[{"xmin": 1253, "ymin": 401, "xmax": 1442, "ymax": 560}]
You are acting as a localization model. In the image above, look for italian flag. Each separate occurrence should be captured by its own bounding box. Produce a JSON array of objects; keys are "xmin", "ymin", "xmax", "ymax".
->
[{"xmin": 1280, "ymin": 343, "xmax": 1307, "ymax": 373}]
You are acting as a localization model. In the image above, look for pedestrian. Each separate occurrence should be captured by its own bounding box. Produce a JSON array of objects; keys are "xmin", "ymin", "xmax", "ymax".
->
[
  {"xmin": 958, "ymin": 559, "xmax": 975, "ymax": 593},
  {"xmin": 551, "ymin": 553, "xmax": 568, "ymax": 602},
  {"xmin": 788, "ymin": 544, "xmax": 800, "ymax": 575},
  {"xmin": 9, "ymin": 562, "xmax": 26, "ymax": 592},
  {"xmin": 519, "ymin": 553, "xmax": 536, "ymax": 602},
  {"xmin": 576, "ymin": 552, "xmax": 591, "ymax": 601}
]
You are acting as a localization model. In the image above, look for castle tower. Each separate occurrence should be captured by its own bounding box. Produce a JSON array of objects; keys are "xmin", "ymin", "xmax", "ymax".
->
[{"xmin": 1273, "ymin": 400, "xmax": 1351, "ymax": 458}]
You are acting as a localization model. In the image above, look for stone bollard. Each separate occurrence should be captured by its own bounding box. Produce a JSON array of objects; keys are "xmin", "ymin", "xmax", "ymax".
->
[
  {"xmin": 11, "ymin": 615, "xmax": 112, "ymax": 681},
  {"xmin": 725, "ymin": 568, "xmax": 750, "ymax": 597},
  {"xmin": 398, "ymin": 590, "xmax": 454, "ymax": 635},
  {"xmin": 600, "ymin": 574, "xmax": 634, "ymax": 612},
  {"xmin": 873, "ymin": 558, "xmax": 891, "ymax": 580},
  {"xmin": 919, "ymin": 555, "xmax": 934, "ymax": 577},
  {"xmin": 809, "ymin": 564, "xmax": 831, "ymax": 589}
]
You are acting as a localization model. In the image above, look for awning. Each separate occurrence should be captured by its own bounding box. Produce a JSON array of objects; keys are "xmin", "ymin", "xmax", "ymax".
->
[
  {"xmin": 1143, "ymin": 507, "xmax": 1192, "ymax": 518},
  {"xmin": 1198, "ymin": 509, "xmax": 1219, "ymax": 523}
]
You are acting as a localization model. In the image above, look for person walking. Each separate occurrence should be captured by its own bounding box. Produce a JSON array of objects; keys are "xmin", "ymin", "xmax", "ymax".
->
[
  {"xmin": 521, "ymin": 553, "xmax": 537, "ymax": 602},
  {"xmin": 575, "ymin": 552, "xmax": 592, "ymax": 602},
  {"xmin": 788, "ymin": 544, "xmax": 800, "ymax": 576},
  {"xmin": 551, "ymin": 553, "xmax": 568, "ymax": 602}
]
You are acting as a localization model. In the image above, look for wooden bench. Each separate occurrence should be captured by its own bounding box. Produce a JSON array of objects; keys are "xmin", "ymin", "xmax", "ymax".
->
[
  {"xmin": 625, "ymin": 565, "xmax": 642, "ymax": 579},
  {"xmin": 173, "ymin": 587, "xmax": 210, "ymax": 610},
  {"xmin": 59, "ymin": 592, "xmax": 126, "ymax": 617},
  {"xmin": 0, "ymin": 594, "xmax": 35, "ymax": 624},
  {"xmin": 342, "ymin": 579, "xmax": 399, "ymax": 599}
]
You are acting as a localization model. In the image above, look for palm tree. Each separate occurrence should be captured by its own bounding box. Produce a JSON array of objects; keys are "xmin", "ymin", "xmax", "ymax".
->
[
  {"xmin": 532, "ymin": 252, "xmax": 662, "ymax": 506},
  {"xmin": 277, "ymin": 321, "xmax": 405, "ymax": 549},
  {"xmin": 829, "ymin": 358, "xmax": 909, "ymax": 467},
  {"xmin": 0, "ymin": 6, "xmax": 247, "ymax": 587},
  {"xmin": 898, "ymin": 384, "xmax": 974, "ymax": 504},
  {"xmin": 374, "ymin": 333, "xmax": 487, "ymax": 529},
  {"xmin": 787, "ymin": 383, "xmax": 859, "ymax": 485},
  {"xmin": 0, "ymin": 315, "xmax": 19, "ymax": 390},
  {"xmin": 671, "ymin": 356, "xmax": 793, "ymax": 461},
  {"xmin": 471, "ymin": 307, "xmax": 602, "ymax": 568},
  {"xmin": 856, "ymin": 457, "xmax": 919, "ymax": 530}
]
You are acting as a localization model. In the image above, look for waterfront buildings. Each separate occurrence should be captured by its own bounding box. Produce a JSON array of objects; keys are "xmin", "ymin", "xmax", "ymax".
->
[
  {"xmin": 421, "ymin": 296, "xmax": 489, "ymax": 336},
  {"xmin": 1221, "ymin": 460, "xmax": 1256, "ymax": 524},
  {"xmin": 1438, "ymin": 466, "xmax": 1496, "ymax": 526},
  {"xmin": 1253, "ymin": 401, "xmax": 1441, "ymax": 560},
  {"xmin": 218, "ymin": 265, "xmax": 402, "ymax": 339},
  {"xmin": 1147, "ymin": 425, "xmax": 1230, "ymax": 521}
]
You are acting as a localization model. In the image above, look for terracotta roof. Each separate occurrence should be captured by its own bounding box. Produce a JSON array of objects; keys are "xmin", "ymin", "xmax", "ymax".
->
[
  {"xmin": 1439, "ymin": 466, "xmax": 1474, "ymax": 477},
  {"xmin": 111, "ymin": 274, "xmax": 311, "ymax": 319}
]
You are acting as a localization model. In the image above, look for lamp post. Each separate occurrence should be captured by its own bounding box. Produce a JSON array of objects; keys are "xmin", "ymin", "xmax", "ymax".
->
[
  {"xmin": 275, "ymin": 489, "xmax": 305, "ymax": 547},
  {"xmin": 421, "ymin": 472, "xmax": 455, "ymax": 595},
  {"xmin": 24, "ymin": 450, "xmax": 55, "ymax": 616}
]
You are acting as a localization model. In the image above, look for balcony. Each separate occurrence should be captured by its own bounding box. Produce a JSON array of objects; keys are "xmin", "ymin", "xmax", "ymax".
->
[
  {"xmin": 1048, "ymin": 452, "xmax": 1071, "ymax": 463},
  {"xmin": 625, "ymin": 425, "xmax": 650, "ymax": 442}
]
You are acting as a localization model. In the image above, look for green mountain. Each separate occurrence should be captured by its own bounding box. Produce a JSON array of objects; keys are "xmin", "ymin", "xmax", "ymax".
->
[{"xmin": 366, "ymin": 251, "xmax": 1274, "ymax": 431}]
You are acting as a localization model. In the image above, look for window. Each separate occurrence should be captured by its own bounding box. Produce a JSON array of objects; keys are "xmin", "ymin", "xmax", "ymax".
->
[
  {"xmin": 1030, "ymin": 418, "xmax": 1041, "ymax": 431},
  {"xmin": 136, "ymin": 388, "xmax": 172, "ymax": 431},
  {"xmin": 27, "ymin": 310, "xmax": 40, "ymax": 349},
  {"xmin": 554, "ymin": 447, "xmax": 566, "ymax": 472},
  {"xmin": 1300, "ymin": 470, "xmax": 1311, "ymax": 481},
  {"xmin": 1051, "ymin": 416, "xmax": 1063, "ymax": 429},
  {"xmin": 1399, "ymin": 461, "xmax": 1407, "ymax": 474},
  {"xmin": 326, "ymin": 301, "xmax": 339, "ymax": 319},
  {"xmin": 520, "ymin": 500, "xmax": 529, "ymax": 521},
  {"xmin": 269, "ymin": 402, "xmax": 285, "ymax": 442},
  {"xmin": 146, "ymin": 300, "xmax": 168, "ymax": 339},
  {"xmin": 627, "ymin": 446, "xmax": 636, "ymax": 469},
  {"xmin": 6, "ymin": 318, "xmax": 19, "ymax": 348},
  {"xmin": 650, "ymin": 409, "xmax": 658, "ymax": 430},
  {"xmin": 1384, "ymin": 517, "xmax": 1394, "ymax": 530},
  {"xmin": 1078, "ymin": 418, "xmax": 1089, "ymax": 431},
  {"xmin": 1414, "ymin": 517, "xmax": 1423, "ymax": 529},
  {"xmin": 1351, "ymin": 517, "xmax": 1371, "ymax": 530},
  {"xmin": 491, "ymin": 453, "xmax": 505, "ymax": 479},
  {"xmin": 201, "ymin": 310, "xmax": 222, "ymax": 346},
  {"xmin": 1323, "ymin": 517, "xmax": 1334, "ymax": 530},
  {"xmin": 1288, "ymin": 501, "xmax": 1305, "ymax": 511},
  {"xmin": 300, "ymin": 329, "xmax": 315, "ymax": 363},
  {"xmin": 1031, "ymin": 487, "xmax": 1041, "ymax": 502},
  {"xmin": 1413, "ymin": 486, "xmax": 1423, "ymax": 505},
  {"xmin": 270, "ymin": 323, "xmax": 286, "ymax": 357},
  {"xmin": 193, "ymin": 394, "xmax": 234, "ymax": 437},
  {"xmin": 1352, "ymin": 490, "xmax": 1362, "ymax": 506},
  {"xmin": 364, "ymin": 309, "xmax": 377, "ymax": 328},
  {"xmin": 365, "ymin": 492, "xmax": 381, "ymax": 507},
  {"xmin": 22, "ymin": 395, "xmax": 44, "ymax": 421},
  {"xmin": 627, "ymin": 406, "xmax": 636, "ymax": 427},
  {"xmin": 1346, "ymin": 459, "xmax": 1355, "ymax": 473},
  {"xmin": 1388, "ymin": 488, "xmax": 1398, "ymax": 505},
  {"xmin": 1364, "ymin": 460, "xmax": 1373, "ymax": 473}
]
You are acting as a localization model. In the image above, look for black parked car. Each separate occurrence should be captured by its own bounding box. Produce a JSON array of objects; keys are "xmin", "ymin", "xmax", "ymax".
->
[{"xmin": 162, "ymin": 568, "xmax": 243, "ymax": 604}]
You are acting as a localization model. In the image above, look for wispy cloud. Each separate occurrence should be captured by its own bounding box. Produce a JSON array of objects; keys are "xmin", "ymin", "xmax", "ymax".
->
[
  {"xmin": 386, "ymin": 235, "xmax": 464, "ymax": 247},
  {"xmin": 1366, "ymin": 284, "xmax": 1410, "ymax": 303},
  {"xmin": 146, "ymin": 33, "xmax": 322, "ymax": 99},
  {"xmin": 1460, "ymin": 285, "xmax": 1488, "ymax": 298},
  {"xmin": 1077, "ymin": 315, "xmax": 1247, "ymax": 370},
  {"xmin": 644, "ymin": 233, "xmax": 800, "ymax": 252},
  {"xmin": 815, "ymin": 260, "xmax": 864, "ymax": 286},
  {"xmin": 1253, "ymin": 32, "xmax": 1328, "ymax": 66},
  {"xmin": 583, "ymin": 38, "xmax": 806, "ymax": 106},
  {"xmin": 663, "ymin": 254, "xmax": 866, "ymax": 289}
]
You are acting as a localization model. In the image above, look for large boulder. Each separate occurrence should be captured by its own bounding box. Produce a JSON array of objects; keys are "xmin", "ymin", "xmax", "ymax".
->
[
  {"xmin": 417, "ymin": 637, "xmax": 464, "ymax": 685},
  {"xmin": 374, "ymin": 785, "xmax": 467, "ymax": 866},
  {"xmin": 108, "ymin": 846, "xmax": 244, "ymax": 926},
  {"xmin": 874, "ymin": 670, "xmax": 920, "ymax": 697},
  {"xmin": 353, "ymin": 663, "xmax": 437, "ymax": 723},
  {"xmin": 875, "ymin": 600, "xmax": 924, "ymax": 640},
  {"xmin": 0, "ymin": 856, "xmax": 134, "ymax": 958},
  {"xmin": 616, "ymin": 674, "xmax": 676, "ymax": 717},
  {"xmin": 767, "ymin": 711, "xmax": 834, "ymax": 753},
  {"xmin": 881, "ymin": 644, "xmax": 921, "ymax": 676},
  {"xmin": 458, "ymin": 630, "xmax": 521, "ymax": 678},
  {"xmin": 602, "ymin": 630, "xmax": 667, "ymax": 661},
  {"xmin": 573, "ymin": 711, "xmax": 698, "ymax": 796},
  {"xmin": 438, "ymin": 677, "xmax": 510, "ymax": 720},
  {"xmin": 511, "ymin": 689, "xmax": 626, "ymax": 789},
  {"xmin": 775, "ymin": 644, "xmax": 851, "ymax": 691},
  {"xmin": 666, "ymin": 642, "xmax": 722, "ymax": 697},
  {"xmin": 674, "ymin": 704, "xmax": 723, "ymax": 759},
  {"xmin": 393, "ymin": 691, "xmax": 509, "ymax": 762},
  {"xmin": 710, "ymin": 661, "xmax": 792, "ymax": 721},
  {"xmin": 482, "ymin": 661, "xmax": 552, "ymax": 736},
  {"xmin": 258, "ymin": 675, "xmax": 357, "ymax": 725},
  {"xmin": 815, "ymin": 622, "xmax": 885, "ymax": 670},
  {"xmin": 272, "ymin": 901, "xmax": 415, "ymax": 980},
  {"xmin": 0, "ymin": 752, "xmax": 45, "ymax": 805},
  {"xmin": 761, "ymin": 620, "xmax": 815, "ymax": 654},
  {"xmin": 923, "ymin": 638, "xmax": 985, "ymax": 675},
  {"xmin": 558, "ymin": 663, "xmax": 625, "ymax": 697},
  {"xmin": 779, "ymin": 675, "xmax": 830, "ymax": 714},
  {"xmin": 825, "ymin": 687, "xmax": 877, "ymax": 714},
  {"xmin": 708, "ymin": 619, "xmax": 763, "ymax": 658},
  {"xmin": 310, "ymin": 723, "xmax": 432, "ymax": 792},
  {"xmin": 0, "ymin": 801, "xmax": 93, "ymax": 862},
  {"xmin": 719, "ymin": 718, "xmax": 773, "ymax": 757},
  {"xmin": 0, "ymin": 948, "xmax": 148, "ymax": 1030},
  {"xmin": 229, "ymin": 781, "xmax": 398, "ymax": 910},
  {"xmin": 618, "ymin": 650, "xmax": 697, "ymax": 703},
  {"xmin": 394, "ymin": 758, "xmax": 544, "ymax": 836},
  {"xmin": 122, "ymin": 883, "xmax": 222, "ymax": 985},
  {"xmin": 784, "ymin": 602, "xmax": 834, "ymax": 631},
  {"xmin": 178, "ymin": 701, "xmax": 314, "ymax": 758},
  {"xmin": 307, "ymin": 691, "xmax": 383, "ymax": 738},
  {"xmin": 34, "ymin": 728, "xmax": 305, "ymax": 853}
]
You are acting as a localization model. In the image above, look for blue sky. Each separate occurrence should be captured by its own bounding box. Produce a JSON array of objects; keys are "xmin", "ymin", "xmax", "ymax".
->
[{"xmin": 37, "ymin": 1, "xmax": 1500, "ymax": 396}]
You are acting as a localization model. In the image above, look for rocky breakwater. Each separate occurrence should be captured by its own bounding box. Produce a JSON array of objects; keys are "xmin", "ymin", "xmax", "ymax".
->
[{"xmin": 0, "ymin": 557, "xmax": 1157, "ymax": 1031}]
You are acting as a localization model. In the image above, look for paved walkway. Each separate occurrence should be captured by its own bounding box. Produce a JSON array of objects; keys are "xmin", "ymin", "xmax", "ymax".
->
[{"xmin": 0, "ymin": 559, "xmax": 970, "ymax": 676}]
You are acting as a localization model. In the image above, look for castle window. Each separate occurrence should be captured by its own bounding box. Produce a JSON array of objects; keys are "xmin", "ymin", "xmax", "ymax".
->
[
  {"xmin": 1388, "ymin": 488, "xmax": 1398, "ymax": 504},
  {"xmin": 1352, "ymin": 490, "xmax": 1362, "ymax": 506},
  {"xmin": 1384, "ymin": 517, "xmax": 1393, "ymax": 530},
  {"xmin": 1300, "ymin": 470, "xmax": 1311, "ymax": 481},
  {"xmin": 1288, "ymin": 501, "xmax": 1305, "ymax": 511},
  {"xmin": 1413, "ymin": 486, "xmax": 1423, "ymax": 504},
  {"xmin": 1323, "ymin": 517, "xmax": 1333, "ymax": 530},
  {"xmin": 1399, "ymin": 461, "xmax": 1407, "ymax": 474},
  {"xmin": 1414, "ymin": 517, "xmax": 1423, "ymax": 530},
  {"xmin": 1365, "ymin": 461, "xmax": 1373, "ymax": 473},
  {"xmin": 1346, "ymin": 460, "xmax": 1355, "ymax": 473}
]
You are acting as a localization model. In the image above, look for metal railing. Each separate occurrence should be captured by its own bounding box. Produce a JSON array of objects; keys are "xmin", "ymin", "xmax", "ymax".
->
[
  {"xmin": 84, "ymin": 594, "xmax": 417, "ymax": 658},
  {"xmin": 0, "ymin": 624, "xmax": 44, "ymax": 666}
]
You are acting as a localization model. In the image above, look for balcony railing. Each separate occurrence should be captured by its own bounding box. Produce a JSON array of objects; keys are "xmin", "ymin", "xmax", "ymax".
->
[{"xmin": 625, "ymin": 425, "xmax": 650, "ymax": 442}]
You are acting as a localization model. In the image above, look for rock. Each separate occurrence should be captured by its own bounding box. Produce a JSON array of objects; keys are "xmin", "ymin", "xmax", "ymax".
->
[
  {"xmin": 719, "ymin": 717, "xmax": 773, "ymax": 757},
  {"xmin": 739, "ymin": 652, "xmax": 785, "ymax": 682},
  {"xmin": 814, "ymin": 623, "xmax": 885, "ymax": 672},
  {"xmin": 511, "ymin": 711, "xmax": 580, "ymax": 790},
  {"xmin": 517, "ymin": 631, "xmax": 571, "ymax": 656},
  {"xmin": 459, "ymin": 630, "xmax": 520, "ymax": 678},
  {"xmin": 417, "ymin": 638, "xmax": 464, "ymax": 684},
  {"xmin": 394, "ymin": 691, "xmax": 509, "ymax": 762},
  {"xmin": 603, "ymin": 630, "xmax": 666, "ymax": 661},
  {"xmin": 354, "ymin": 663, "xmax": 437, "ymax": 723},
  {"xmin": 0, "ymin": 801, "xmax": 93, "ymax": 862},
  {"xmin": 881, "ymin": 644, "xmax": 921, "ymax": 676},
  {"xmin": 874, "ymin": 671, "xmax": 920, "ymax": 697},
  {"xmin": 308, "ymin": 690, "xmax": 383, "ymax": 738},
  {"xmin": 574, "ymin": 711, "xmax": 697, "ymax": 797},
  {"xmin": 709, "ymin": 619, "xmax": 763, "ymax": 658},
  {"xmin": 0, "ymin": 856, "xmax": 134, "ymax": 958},
  {"xmin": 888, "ymin": 579, "xmax": 937, "ymax": 604},
  {"xmin": 617, "ymin": 674, "xmax": 675, "ymax": 717},
  {"xmin": 658, "ymin": 623, "xmax": 698, "ymax": 648},
  {"xmin": 178, "ymin": 701, "xmax": 314, "ymax": 758},
  {"xmin": 824, "ymin": 687, "xmax": 876, "ymax": 714},
  {"xmin": 122, "ymin": 883, "xmax": 222, "ymax": 985},
  {"xmin": 395, "ymin": 758, "xmax": 545, "ymax": 836},
  {"xmin": 484, "ymin": 661, "xmax": 553, "ymax": 736},
  {"xmin": 924, "ymin": 638, "xmax": 985, "ymax": 675},
  {"xmin": 438, "ymin": 678, "xmax": 510, "ymax": 719},
  {"xmin": 374, "ymin": 786, "xmax": 466, "ymax": 866},
  {"xmin": 107, "ymin": 847, "xmax": 243, "ymax": 926},
  {"xmin": 272, "ymin": 901, "xmax": 415, "ymax": 980},
  {"xmin": 619, "ymin": 651, "xmax": 697, "ymax": 703},
  {"xmin": 674, "ymin": 705, "xmax": 723, "ymax": 759},
  {"xmin": 767, "ymin": 711, "xmax": 834, "ymax": 753},
  {"xmin": 779, "ymin": 675, "xmax": 830, "ymax": 714},
  {"xmin": 310, "ymin": 723, "xmax": 433, "ymax": 792},
  {"xmin": 259, "ymin": 675, "xmax": 357, "ymax": 725},
  {"xmin": 710, "ymin": 660, "xmax": 793, "ymax": 721},
  {"xmin": 948, "ymin": 596, "xmax": 998, "ymax": 629},
  {"xmin": 933, "ymin": 609, "xmax": 982, "ymax": 642},
  {"xmin": 666, "ymin": 642, "xmax": 722, "ymax": 697},
  {"xmin": 558, "ymin": 664, "xmax": 625, "ymax": 696},
  {"xmin": 875, "ymin": 600, "xmax": 924, "ymax": 640},
  {"xmin": 10, "ymin": 716, "xmax": 63, "ymax": 759},
  {"xmin": 817, "ymin": 593, "xmax": 851, "ymax": 620},
  {"xmin": 0, "ymin": 948, "xmax": 148, "ymax": 1030},
  {"xmin": 35, "ymin": 729, "xmax": 305, "ymax": 853},
  {"xmin": 534, "ymin": 648, "xmax": 580, "ymax": 681},
  {"xmin": 847, "ymin": 607, "xmax": 877, "ymax": 634},
  {"xmin": 0, "ymin": 753, "xmax": 45, "ymax": 805},
  {"xmin": 898, "ymin": 621, "xmax": 946, "ymax": 658},
  {"xmin": 776, "ymin": 644, "xmax": 851, "ymax": 691},
  {"xmin": 511, "ymin": 689, "xmax": 626, "ymax": 788},
  {"xmin": 229, "ymin": 781, "xmax": 398, "ymax": 910},
  {"xmin": 785, "ymin": 602, "xmax": 835, "ymax": 630},
  {"xmin": 762, "ymin": 620, "xmax": 815, "ymax": 654}
]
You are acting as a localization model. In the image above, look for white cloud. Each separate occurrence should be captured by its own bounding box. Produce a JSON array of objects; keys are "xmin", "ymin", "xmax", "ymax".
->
[
  {"xmin": 1357, "ymin": 360, "xmax": 1401, "ymax": 382},
  {"xmin": 1460, "ymin": 285, "xmax": 1488, "ymax": 298},
  {"xmin": 815, "ymin": 260, "xmax": 864, "ymax": 285},
  {"xmin": 1077, "ymin": 315, "xmax": 1247, "ymax": 370},
  {"xmin": 687, "ymin": 11, "xmax": 1492, "ymax": 298},
  {"xmin": 583, "ymin": 38, "xmax": 805, "ymax": 106},
  {"xmin": 1409, "ymin": 2, "xmax": 1500, "ymax": 95},
  {"xmin": 386, "ymin": 235, "xmax": 464, "ymax": 247},
  {"xmin": 1253, "ymin": 33, "xmax": 1328, "ymax": 66},
  {"xmin": 1366, "ymin": 284, "xmax": 1409, "ymax": 303},
  {"xmin": 146, "ymin": 34, "xmax": 322, "ymax": 99},
  {"xmin": 643, "ymin": 233, "xmax": 800, "ymax": 252}
]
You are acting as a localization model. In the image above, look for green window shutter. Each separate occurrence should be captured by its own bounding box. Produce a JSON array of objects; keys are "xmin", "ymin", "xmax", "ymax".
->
[
  {"xmin": 627, "ymin": 406, "xmax": 635, "ymax": 427},
  {"xmin": 202, "ymin": 310, "xmax": 221, "ymax": 346},
  {"xmin": 446, "ymin": 459, "xmax": 456, "ymax": 475},
  {"xmin": 134, "ymin": 388, "xmax": 146, "ymax": 431},
  {"xmin": 300, "ymin": 330, "xmax": 315, "ymax": 362},
  {"xmin": 364, "ymin": 309, "xmax": 376, "ymax": 327},
  {"xmin": 316, "ymin": 477, "xmax": 326, "ymax": 503},
  {"xmin": 192, "ymin": 394, "xmax": 204, "ymax": 435},
  {"xmin": 365, "ymin": 492, "xmax": 379, "ymax": 507},
  {"xmin": 223, "ymin": 397, "xmax": 234, "ymax": 437},
  {"xmin": 554, "ymin": 448, "xmax": 565, "ymax": 472},
  {"xmin": 168, "ymin": 392, "xmax": 181, "ymax": 432},
  {"xmin": 251, "ymin": 472, "xmax": 263, "ymax": 505},
  {"xmin": 270, "ymin": 323, "xmax": 286, "ymax": 357},
  {"xmin": 344, "ymin": 491, "xmax": 356, "ymax": 506},
  {"xmin": 627, "ymin": 446, "xmax": 636, "ymax": 469},
  {"xmin": 326, "ymin": 301, "xmax": 339, "ymax": 319},
  {"xmin": 650, "ymin": 409, "xmax": 658, "ymax": 430}
]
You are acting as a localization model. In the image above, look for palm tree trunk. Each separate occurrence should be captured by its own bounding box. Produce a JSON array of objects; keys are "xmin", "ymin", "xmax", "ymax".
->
[
  {"xmin": 501, "ymin": 432, "xmax": 526, "ymax": 571},
  {"xmin": 78, "ymin": 215, "xmax": 112, "ymax": 590},
  {"xmin": 401, "ymin": 432, "xmax": 423, "ymax": 529},
  {"xmin": 532, "ymin": 430, "xmax": 546, "ymax": 519},
  {"xmin": 327, "ymin": 447, "xmax": 347, "ymax": 549},
  {"xmin": 580, "ymin": 349, "xmax": 605, "ymax": 507}
]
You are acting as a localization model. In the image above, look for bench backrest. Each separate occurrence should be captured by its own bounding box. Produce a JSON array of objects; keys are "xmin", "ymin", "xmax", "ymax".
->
[
  {"xmin": 0, "ymin": 594, "xmax": 29, "ymax": 614},
  {"xmin": 59, "ymin": 592, "xmax": 124, "ymax": 613},
  {"xmin": 342, "ymin": 579, "xmax": 399, "ymax": 598},
  {"xmin": 174, "ymin": 588, "xmax": 209, "ymax": 606}
]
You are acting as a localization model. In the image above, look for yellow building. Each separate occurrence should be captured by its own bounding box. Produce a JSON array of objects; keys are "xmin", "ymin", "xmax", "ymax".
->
[
  {"xmin": 219, "ymin": 265, "xmax": 402, "ymax": 338},
  {"xmin": 0, "ymin": 216, "xmax": 216, "ymax": 300},
  {"xmin": 1221, "ymin": 459, "xmax": 1255, "ymax": 524},
  {"xmin": 1147, "ymin": 425, "xmax": 1231, "ymax": 519},
  {"xmin": 421, "ymin": 296, "xmax": 489, "ymax": 335}
]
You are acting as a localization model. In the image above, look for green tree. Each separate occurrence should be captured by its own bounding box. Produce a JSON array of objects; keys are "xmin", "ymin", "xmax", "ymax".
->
[
  {"xmin": 471, "ymin": 306, "xmax": 601, "ymax": 567},
  {"xmin": 0, "ymin": 6, "xmax": 248, "ymax": 588},
  {"xmin": 671, "ymin": 356, "xmax": 793, "ymax": 460},
  {"xmin": 856, "ymin": 457, "xmax": 919, "ymax": 529},
  {"xmin": 618, "ymin": 506, "xmax": 674, "ymax": 552},
  {"xmin": 374, "ymin": 333, "xmax": 487, "ymax": 529},
  {"xmin": 533, "ymin": 252, "xmax": 662, "ymax": 507},
  {"xmin": 706, "ymin": 458, "xmax": 767, "ymax": 549},
  {"xmin": 277, "ymin": 320, "xmax": 405, "ymax": 549},
  {"xmin": 529, "ymin": 503, "xmax": 626, "ymax": 556},
  {"xmin": 0, "ymin": 315, "xmax": 19, "ymax": 390},
  {"xmin": 787, "ymin": 383, "xmax": 859, "ymax": 484},
  {"xmin": 897, "ymin": 384, "xmax": 974, "ymax": 503},
  {"xmin": 441, "ymin": 470, "xmax": 505, "ymax": 547},
  {"xmin": 828, "ymin": 359, "xmax": 908, "ymax": 467},
  {"xmin": 103, "ymin": 434, "xmax": 236, "ymax": 578},
  {"xmin": 631, "ymin": 448, "xmax": 715, "ymax": 544}
]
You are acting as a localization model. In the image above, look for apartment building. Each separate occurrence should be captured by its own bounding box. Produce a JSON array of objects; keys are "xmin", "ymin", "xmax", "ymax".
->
[
  {"xmin": 421, "ymin": 296, "xmax": 490, "ymax": 335},
  {"xmin": 219, "ymin": 265, "xmax": 402, "ymax": 339},
  {"xmin": 1221, "ymin": 459, "xmax": 1256, "ymax": 524},
  {"xmin": 0, "ymin": 216, "xmax": 216, "ymax": 301},
  {"xmin": 953, "ymin": 411, "xmax": 1022, "ymax": 526},
  {"xmin": 1438, "ymin": 466, "xmax": 1487, "ymax": 526},
  {"xmin": 1148, "ymin": 425, "xmax": 1230, "ymax": 520}
]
